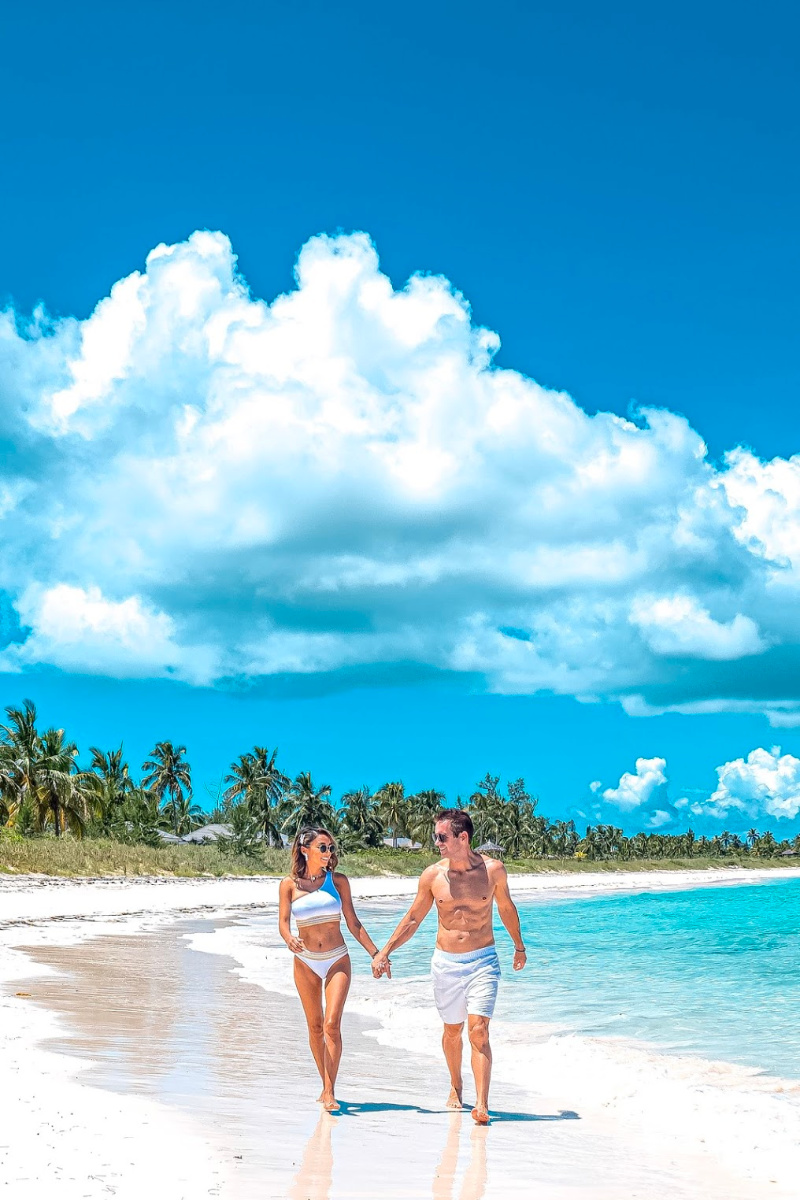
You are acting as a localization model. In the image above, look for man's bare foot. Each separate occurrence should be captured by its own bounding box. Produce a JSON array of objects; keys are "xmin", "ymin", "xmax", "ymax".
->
[
  {"xmin": 445, "ymin": 1086, "xmax": 464, "ymax": 1110},
  {"xmin": 471, "ymin": 1106, "xmax": 490, "ymax": 1126}
]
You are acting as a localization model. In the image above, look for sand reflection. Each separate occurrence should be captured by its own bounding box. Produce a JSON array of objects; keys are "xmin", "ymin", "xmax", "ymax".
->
[
  {"xmin": 290, "ymin": 1108, "xmax": 487, "ymax": 1200},
  {"xmin": 289, "ymin": 1111, "xmax": 335, "ymax": 1200},
  {"xmin": 433, "ymin": 1113, "xmax": 488, "ymax": 1200}
]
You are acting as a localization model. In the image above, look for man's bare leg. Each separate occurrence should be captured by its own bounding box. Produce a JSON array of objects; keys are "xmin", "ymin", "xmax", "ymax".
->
[
  {"xmin": 442, "ymin": 1022, "xmax": 465, "ymax": 1109},
  {"xmin": 468, "ymin": 1015, "xmax": 492, "ymax": 1124},
  {"xmin": 432, "ymin": 1112, "xmax": 462, "ymax": 1200}
]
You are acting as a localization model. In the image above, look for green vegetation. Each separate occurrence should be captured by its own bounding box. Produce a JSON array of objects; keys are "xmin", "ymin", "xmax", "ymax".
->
[{"xmin": 1, "ymin": 699, "xmax": 798, "ymax": 878}]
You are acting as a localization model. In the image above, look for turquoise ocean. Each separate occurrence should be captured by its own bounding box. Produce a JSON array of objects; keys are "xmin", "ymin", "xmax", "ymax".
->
[{"xmin": 352, "ymin": 876, "xmax": 800, "ymax": 1081}]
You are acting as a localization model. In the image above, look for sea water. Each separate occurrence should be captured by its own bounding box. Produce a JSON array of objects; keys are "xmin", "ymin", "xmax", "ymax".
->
[
  {"xmin": 351, "ymin": 876, "xmax": 800, "ymax": 1082},
  {"xmin": 182, "ymin": 875, "xmax": 800, "ymax": 1190}
]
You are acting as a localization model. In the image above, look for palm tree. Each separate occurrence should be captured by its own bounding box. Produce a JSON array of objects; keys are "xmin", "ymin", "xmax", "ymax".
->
[
  {"xmin": 32, "ymin": 727, "xmax": 91, "ymax": 837},
  {"xmin": 114, "ymin": 785, "xmax": 162, "ymax": 844},
  {"xmin": 468, "ymin": 773, "xmax": 504, "ymax": 846},
  {"xmin": 224, "ymin": 746, "xmax": 288, "ymax": 846},
  {"xmin": 170, "ymin": 793, "xmax": 205, "ymax": 835},
  {"xmin": 759, "ymin": 830, "xmax": 778, "ymax": 856},
  {"xmin": 87, "ymin": 745, "xmax": 131, "ymax": 830},
  {"xmin": 550, "ymin": 819, "xmax": 578, "ymax": 858},
  {"xmin": 495, "ymin": 780, "xmax": 538, "ymax": 858},
  {"xmin": 407, "ymin": 789, "xmax": 445, "ymax": 847},
  {"xmin": 0, "ymin": 742, "xmax": 17, "ymax": 826},
  {"xmin": 142, "ymin": 742, "xmax": 193, "ymax": 836},
  {"xmin": 376, "ymin": 781, "xmax": 408, "ymax": 849},
  {"xmin": 527, "ymin": 815, "xmax": 553, "ymax": 858},
  {"xmin": 0, "ymin": 701, "xmax": 90, "ymax": 837},
  {"xmin": 340, "ymin": 787, "xmax": 384, "ymax": 849},
  {"xmin": 0, "ymin": 698, "xmax": 41, "ymax": 825},
  {"xmin": 283, "ymin": 772, "xmax": 336, "ymax": 837}
]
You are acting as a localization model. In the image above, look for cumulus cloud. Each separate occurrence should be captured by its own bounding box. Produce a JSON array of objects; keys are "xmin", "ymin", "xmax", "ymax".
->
[
  {"xmin": 573, "ymin": 757, "xmax": 679, "ymax": 830},
  {"xmin": 2, "ymin": 228, "xmax": 800, "ymax": 710},
  {"xmin": 629, "ymin": 595, "xmax": 765, "ymax": 660},
  {"xmin": 602, "ymin": 756, "xmax": 668, "ymax": 811},
  {"xmin": 682, "ymin": 746, "xmax": 800, "ymax": 823},
  {"xmin": 0, "ymin": 584, "xmax": 212, "ymax": 682}
]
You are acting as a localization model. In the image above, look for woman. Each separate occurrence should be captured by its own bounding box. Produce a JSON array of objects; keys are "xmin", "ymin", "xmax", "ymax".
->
[{"xmin": 279, "ymin": 826, "xmax": 383, "ymax": 1110}]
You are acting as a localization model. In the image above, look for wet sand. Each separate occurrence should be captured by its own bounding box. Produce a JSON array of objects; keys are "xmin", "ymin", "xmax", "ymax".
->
[{"xmin": 13, "ymin": 914, "xmax": 771, "ymax": 1200}]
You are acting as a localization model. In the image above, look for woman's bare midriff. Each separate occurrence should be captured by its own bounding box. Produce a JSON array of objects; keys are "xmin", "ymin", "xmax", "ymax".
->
[{"xmin": 296, "ymin": 917, "xmax": 348, "ymax": 954}]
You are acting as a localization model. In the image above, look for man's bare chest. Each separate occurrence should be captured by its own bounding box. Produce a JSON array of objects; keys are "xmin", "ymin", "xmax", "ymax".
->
[{"xmin": 431, "ymin": 873, "xmax": 495, "ymax": 912}]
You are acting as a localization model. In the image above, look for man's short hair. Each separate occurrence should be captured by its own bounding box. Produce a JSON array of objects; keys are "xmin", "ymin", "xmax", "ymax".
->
[{"xmin": 436, "ymin": 809, "xmax": 474, "ymax": 840}]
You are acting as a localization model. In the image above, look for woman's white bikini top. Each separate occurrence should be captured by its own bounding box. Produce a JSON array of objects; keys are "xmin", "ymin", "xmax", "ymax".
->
[{"xmin": 292, "ymin": 870, "xmax": 342, "ymax": 928}]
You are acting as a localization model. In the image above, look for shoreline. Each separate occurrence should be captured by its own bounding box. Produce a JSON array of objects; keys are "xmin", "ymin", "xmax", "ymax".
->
[
  {"xmin": 9, "ymin": 910, "xmax": 775, "ymax": 1200},
  {"xmin": 188, "ymin": 894, "xmax": 800, "ymax": 1198},
  {"xmin": 2, "ymin": 864, "xmax": 799, "ymax": 926},
  {"xmin": 3, "ymin": 867, "xmax": 800, "ymax": 1197}
]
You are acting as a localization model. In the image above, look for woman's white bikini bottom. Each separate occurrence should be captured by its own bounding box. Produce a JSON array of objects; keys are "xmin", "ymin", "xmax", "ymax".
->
[{"xmin": 294, "ymin": 943, "xmax": 350, "ymax": 980}]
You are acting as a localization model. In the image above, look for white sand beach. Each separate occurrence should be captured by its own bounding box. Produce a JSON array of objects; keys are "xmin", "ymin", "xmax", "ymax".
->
[{"xmin": 3, "ymin": 867, "xmax": 800, "ymax": 1199}]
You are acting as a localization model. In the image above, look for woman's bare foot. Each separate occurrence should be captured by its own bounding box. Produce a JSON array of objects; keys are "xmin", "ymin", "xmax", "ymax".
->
[
  {"xmin": 445, "ymin": 1086, "xmax": 463, "ymax": 1110},
  {"xmin": 471, "ymin": 1106, "xmax": 490, "ymax": 1126},
  {"xmin": 322, "ymin": 1093, "xmax": 340, "ymax": 1112}
]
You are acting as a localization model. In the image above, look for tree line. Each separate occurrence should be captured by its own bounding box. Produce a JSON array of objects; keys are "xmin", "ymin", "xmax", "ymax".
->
[{"xmin": 0, "ymin": 699, "xmax": 795, "ymax": 860}]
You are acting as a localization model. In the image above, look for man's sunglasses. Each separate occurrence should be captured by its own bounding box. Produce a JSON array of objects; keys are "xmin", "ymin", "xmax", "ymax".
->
[{"xmin": 433, "ymin": 833, "xmax": 451, "ymax": 843}]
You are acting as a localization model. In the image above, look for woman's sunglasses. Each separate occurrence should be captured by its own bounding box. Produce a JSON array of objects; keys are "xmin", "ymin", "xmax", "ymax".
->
[{"xmin": 314, "ymin": 843, "xmax": 335, "ymax": 853}]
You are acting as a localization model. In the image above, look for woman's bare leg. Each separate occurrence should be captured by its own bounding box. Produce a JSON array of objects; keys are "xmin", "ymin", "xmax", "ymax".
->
[
  {"xmin": 289, "ymin": 1109, "xmax": 334, "ymax": 1200},
  {"xmin": 321, "ymin": 956, "xmax": 351, "ymax": 1110},
  {"xmin": 293, "ymin": 957, "xmax": 326, "ymax": 1097}
]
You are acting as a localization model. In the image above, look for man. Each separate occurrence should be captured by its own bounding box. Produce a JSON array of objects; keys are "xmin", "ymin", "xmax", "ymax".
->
[{"xmin": 372, "ymin": 808, "xmax": 527, "ymax": 1124}]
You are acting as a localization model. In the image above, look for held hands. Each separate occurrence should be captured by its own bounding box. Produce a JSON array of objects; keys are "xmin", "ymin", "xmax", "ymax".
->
[
  {"xmin": 512, "ymin": 948, "xmax": 527, "ymax": 972},
  {"xmin": 371, "ymin": 953, "xmax": 392, "ymax": 979},
  {"xmin": 285, "ymin": 934, "xmax": 306, "ymax": 955}
]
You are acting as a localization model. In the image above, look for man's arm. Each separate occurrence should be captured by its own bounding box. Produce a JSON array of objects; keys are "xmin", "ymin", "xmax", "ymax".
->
[
  {"xmin": 372, "ymin": 866, "xmax": 436, "ymax": 978},
  {"xmin": 493, "ymin": 864, "xmax": 527, "ymax": 972}
]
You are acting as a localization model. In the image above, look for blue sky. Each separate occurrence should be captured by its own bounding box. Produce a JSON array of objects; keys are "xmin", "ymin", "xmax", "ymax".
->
[{"xmin": 2, "ymin": 1, "xmax": 800, "ymax": 832}]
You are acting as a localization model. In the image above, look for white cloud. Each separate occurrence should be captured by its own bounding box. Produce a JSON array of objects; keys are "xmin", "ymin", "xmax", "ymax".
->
[
  {"xmin": 0, "ymin": 585, "xmax": 213, "ymax": 682},
  {"xmin": 689, "ymin": 747, "xmax": 800, "ymax": 822},
  {"xmin": 1, "ymin": 228, "xmax": 800, "ymax": 707},
  {"xmin": 602, "ymin": 757, "xmax": 668, "ymax": 812},
  {"xmin": 629, "ymin": 594, "xmax": 765, "ymax": 660}
]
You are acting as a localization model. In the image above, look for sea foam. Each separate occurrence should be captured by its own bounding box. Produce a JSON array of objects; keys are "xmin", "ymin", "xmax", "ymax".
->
[{"xmin": 186, "ymin": 898, "xmax": 800, "ymax": 1194}]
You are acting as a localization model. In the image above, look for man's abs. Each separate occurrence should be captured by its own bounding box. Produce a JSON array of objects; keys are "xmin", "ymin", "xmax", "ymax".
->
[
  {"xmin": 430, "ymin": 858, "xmax": 497, "ymax": 953},
  {"xmin": 434, "ymin": 897, "xmax": 495, "ymax": 953}
]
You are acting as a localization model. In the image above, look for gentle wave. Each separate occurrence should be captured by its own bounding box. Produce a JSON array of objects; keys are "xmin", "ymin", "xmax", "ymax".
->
[{"xmin": 186, "ymin": 906, "xmax": 800, "ymax": 1193}]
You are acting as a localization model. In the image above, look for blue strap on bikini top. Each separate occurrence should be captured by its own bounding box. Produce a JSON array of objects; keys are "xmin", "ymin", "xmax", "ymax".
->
[{"xmin": 292, "ymin": 870, "xmax": 342, "ymax": 927}]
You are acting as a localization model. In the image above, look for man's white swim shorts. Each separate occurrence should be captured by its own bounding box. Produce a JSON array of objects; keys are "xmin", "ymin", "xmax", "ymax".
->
[{"xmin": 431, "ymin": 944, "xmax": 501, "ymax": 1024}]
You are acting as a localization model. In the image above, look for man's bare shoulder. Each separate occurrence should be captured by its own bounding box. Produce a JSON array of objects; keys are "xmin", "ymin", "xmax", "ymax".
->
[
  {"xmin": 480, "ymin": 856, "xmax": 509, "ymax": 881},
  {"xmin": 419, "ymin": 861, "xmax": 445, "ymax": 888}
]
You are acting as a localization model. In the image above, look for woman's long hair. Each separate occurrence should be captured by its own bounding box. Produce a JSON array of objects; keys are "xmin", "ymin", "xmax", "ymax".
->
[{"xmin": 291, "ymin": 826, "xmax": 339, "ymax": 879}]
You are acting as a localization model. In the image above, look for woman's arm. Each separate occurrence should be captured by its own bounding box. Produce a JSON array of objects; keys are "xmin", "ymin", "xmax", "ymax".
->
[
  {"xmin": 335, "ymin": 873, "xmax": 380, "ymax": 958},
  {"xmin": 371, "ymin": 866, "xmax": 436, "ymax": 977},
  {"xmin": 278, "ymin": 877, "xmax": 305, "ymax": 954}
]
